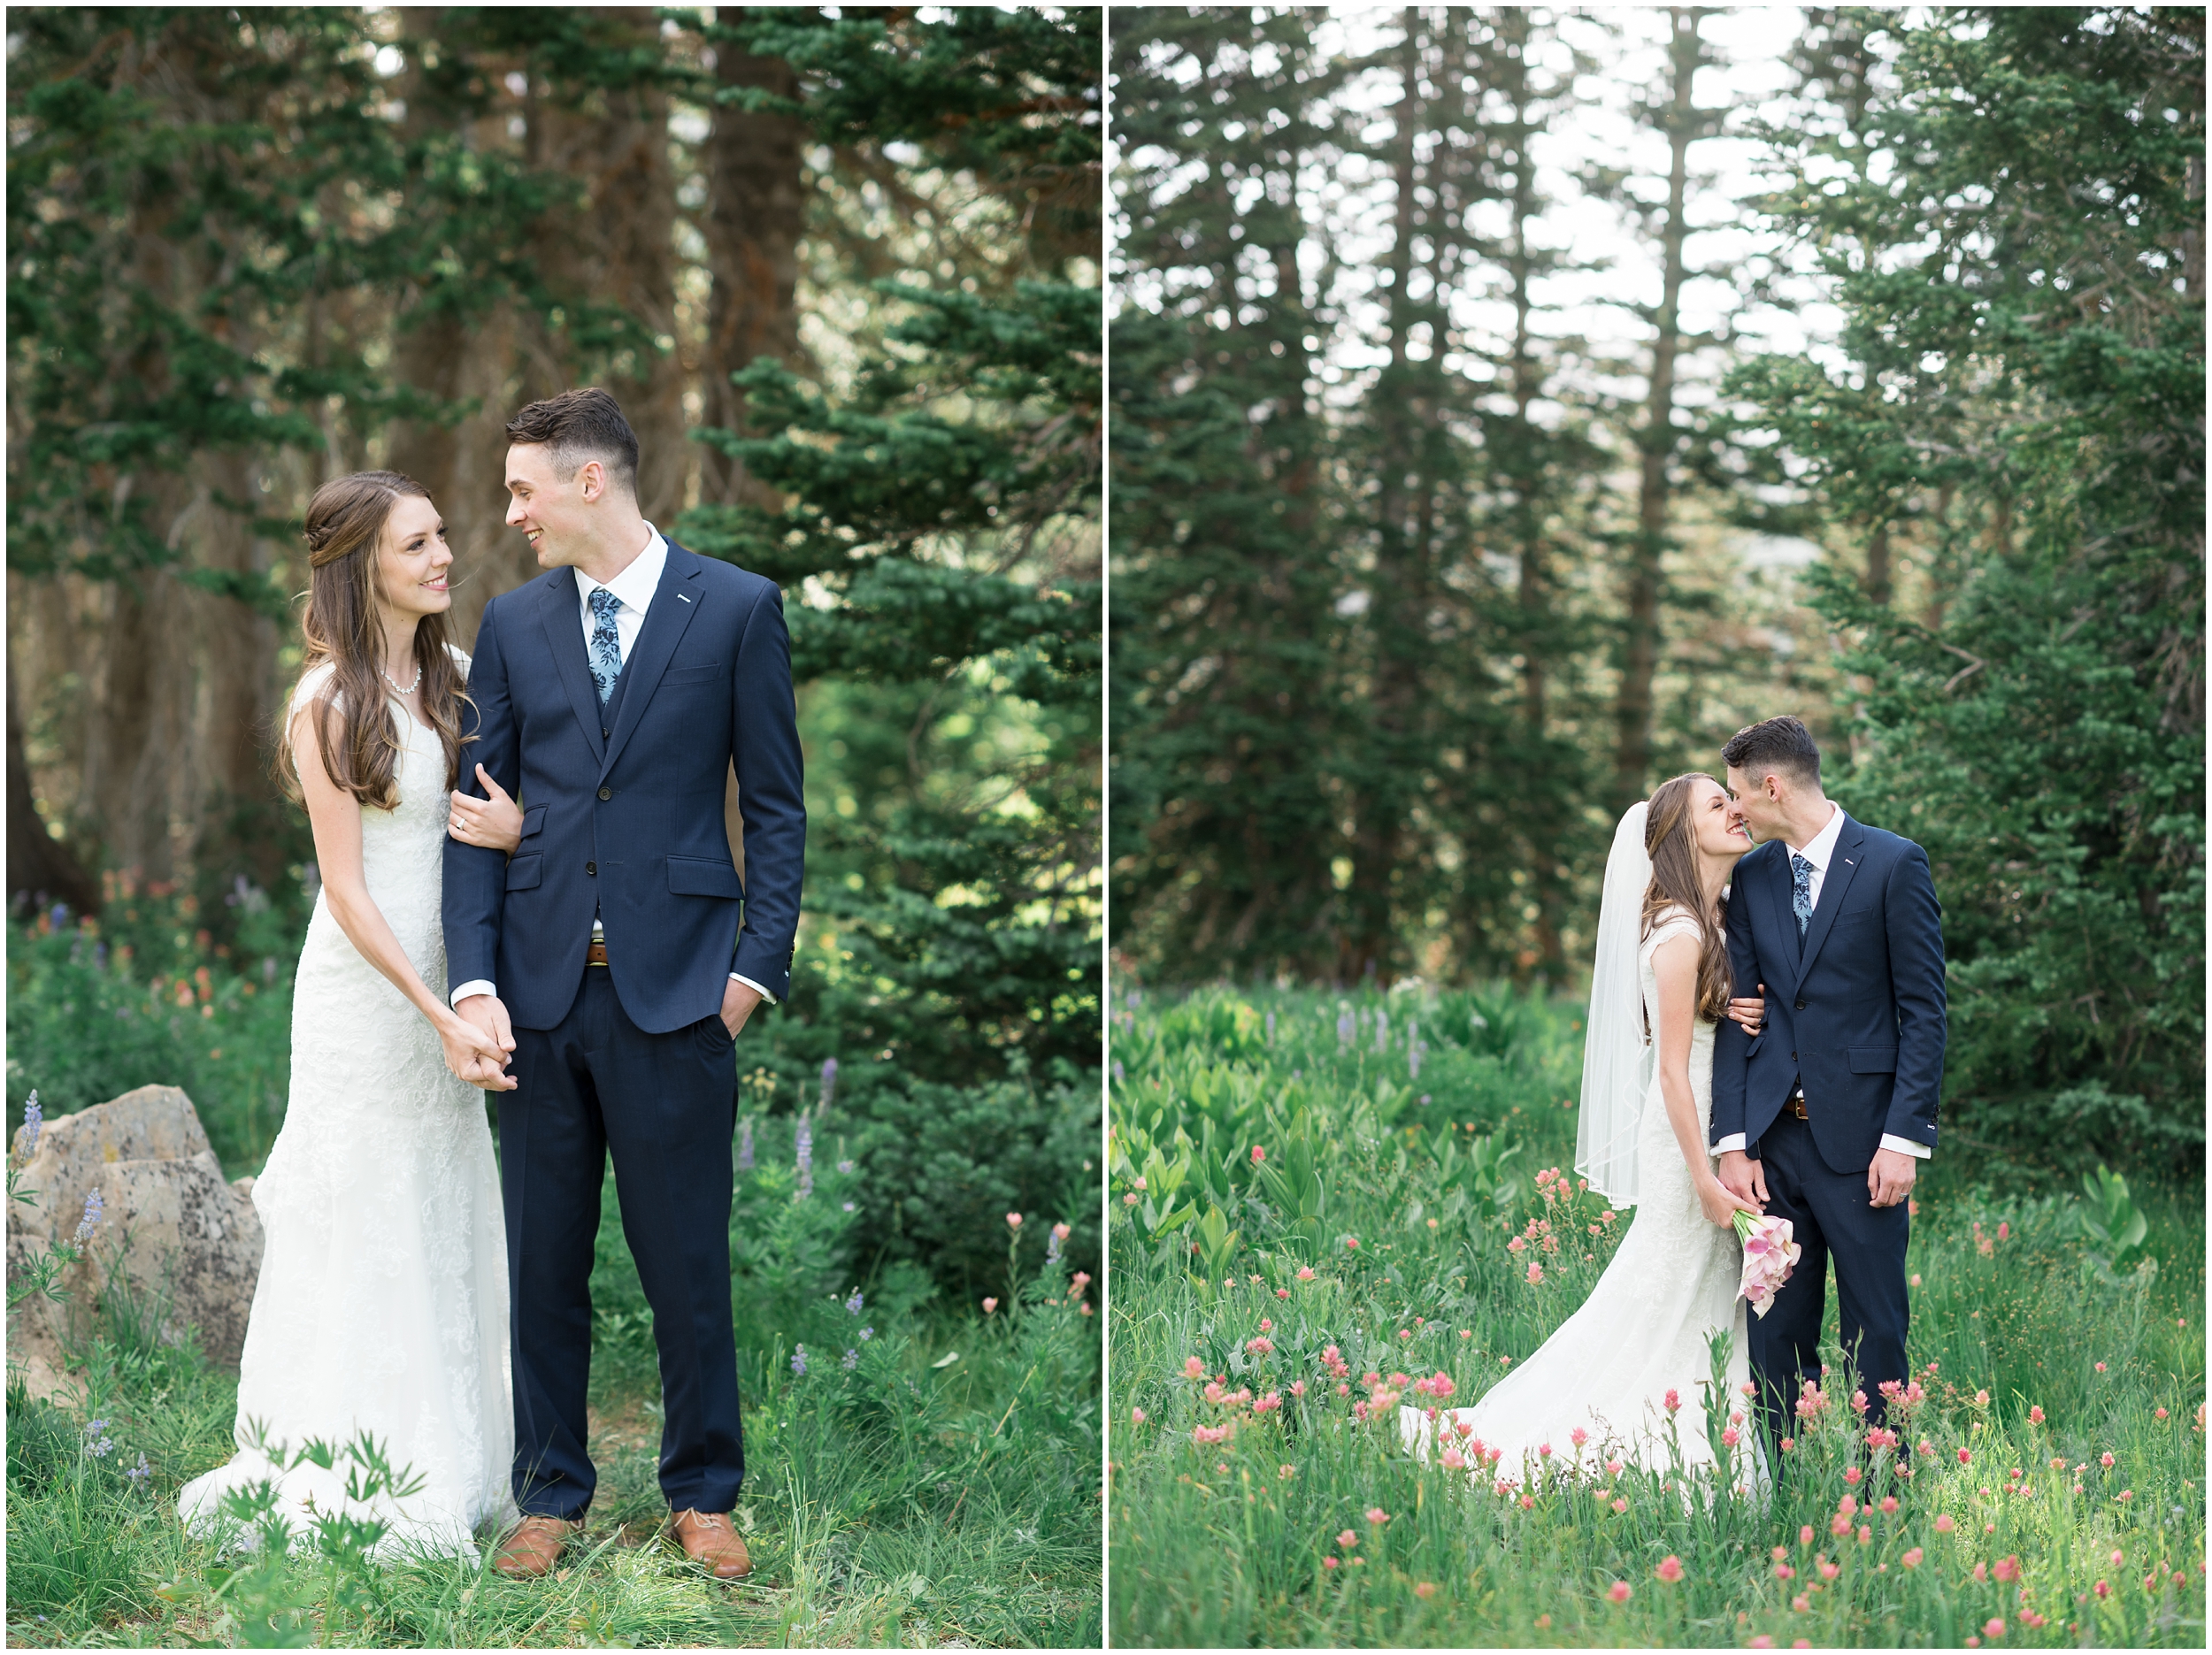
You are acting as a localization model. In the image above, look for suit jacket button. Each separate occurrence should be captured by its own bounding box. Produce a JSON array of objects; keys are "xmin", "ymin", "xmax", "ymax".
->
[
  {"xmin": 1794, "ymin": 999, "xmax": 1807, "ymax": 1011},
  {"xmin": 602, "ymin": 727, "xmax": 610, "ymax": 739},
  {"xmin": 587, "ymin": 862, "xmax": 597, "ymax": 877},
  {"xmin": 598, "ymin": 786, "xmax": 612, "ymax": 801},
  {"xmin": 1790, "ymin": 1050, "xmax": 1797, "ymax": 1061}
]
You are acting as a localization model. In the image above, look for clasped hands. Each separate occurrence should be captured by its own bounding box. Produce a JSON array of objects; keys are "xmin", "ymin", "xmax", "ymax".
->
[{"xmin": 442, "ymin": 977, "xmax": 763, "ymax": 1091}]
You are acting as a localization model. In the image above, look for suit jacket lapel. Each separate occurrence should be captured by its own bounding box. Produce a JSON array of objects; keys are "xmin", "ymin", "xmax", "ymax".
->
[
  {"xmin": 1797, "ymin": 815, "xmax": 1867, "ymax": 981},
  {"xmin": 600, "ymin": 546, "xmax": 704, "ymax": 781},
  {"xmin": 540, "ymin": 571, "xmax": 606, "ymax": 764}
]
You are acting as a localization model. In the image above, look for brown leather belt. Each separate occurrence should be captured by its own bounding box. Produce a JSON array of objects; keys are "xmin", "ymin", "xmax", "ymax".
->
[
  {"xmin": 587, "ymin": 939, "xmax": 609, "ymax": 966},
  {"xmin": 1784, "ymin": 1086, "xmax": 1809, "ymax": 1121}
]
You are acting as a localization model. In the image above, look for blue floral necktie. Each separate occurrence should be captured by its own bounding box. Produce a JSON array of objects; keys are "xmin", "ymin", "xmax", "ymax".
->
[
  {"xmin": 588, "ymin": 586, "xmax": 622, "ymax": 705},
  {"xmin": 1791, "ymin": 853, "xmax": 1815, "ymax": 944}
]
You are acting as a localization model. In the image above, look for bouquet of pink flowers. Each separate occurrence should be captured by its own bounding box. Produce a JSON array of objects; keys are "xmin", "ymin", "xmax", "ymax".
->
[{"xmin": 1732, "ymin": 1209, "xmax": 1801, "ymax": 1318}]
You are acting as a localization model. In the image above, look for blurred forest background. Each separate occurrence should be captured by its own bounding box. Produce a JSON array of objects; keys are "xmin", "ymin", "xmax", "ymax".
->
[
  {"xmin": 1109, "ymin": 5, "xmax": 2201, "ymax": 1167},
  {"xmin": 7, "ymin": 4, "xmax": 1102, "ymax": 1297}
]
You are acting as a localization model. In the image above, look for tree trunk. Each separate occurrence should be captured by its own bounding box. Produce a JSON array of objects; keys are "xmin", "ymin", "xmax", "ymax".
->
[
  {"xmin": 7, "ymin": 660, "xmax": 101, "ymax": 915},
  {"xmin": 1339, "ymin": 12, "xmax": 1428, "ymax": 985},
  {"xmin": 1613, "ymin": 7, "xmax": 1703, "ymax": 816},
  {"xmin": 698, "ymin": 11, "xmax": 806, "ymax": 510}
]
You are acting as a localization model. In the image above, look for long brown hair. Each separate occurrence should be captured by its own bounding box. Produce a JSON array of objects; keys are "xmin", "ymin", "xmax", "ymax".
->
[
  {"xmin": 1640, "ymin": 773, "xmax": 1732, "ymax": 1022},
  {"xmin": 276, "ymin": 471, "xmax": 469, "ymax": 811}
]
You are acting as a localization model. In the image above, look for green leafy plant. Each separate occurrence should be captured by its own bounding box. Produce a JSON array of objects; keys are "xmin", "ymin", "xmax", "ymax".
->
[{"xmin": 2078, "ymin": 1162, "xmax": 2155, "ymax": 1284}]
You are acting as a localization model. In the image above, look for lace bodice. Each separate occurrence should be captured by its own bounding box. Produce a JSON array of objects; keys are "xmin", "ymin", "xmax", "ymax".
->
[{"xmin": 1640, "ymin": 904, "xmax": 1717, "ymax": 1122}]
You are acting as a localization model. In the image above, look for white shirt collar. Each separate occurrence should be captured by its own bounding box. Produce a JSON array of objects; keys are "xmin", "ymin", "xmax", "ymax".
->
[
  {"xmin": 575, "ymin": 523, "xmax": 667, "ymax": 613},
  {"xmin": 1788, "ymin": 799, "xmax": 1846, "ymax": 870}
]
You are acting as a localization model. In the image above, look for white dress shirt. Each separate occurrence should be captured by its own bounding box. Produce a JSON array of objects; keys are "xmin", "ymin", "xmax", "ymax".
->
[
  {"xmin": 452, "ymin": 523, "xmax": 777, "ymax": 1010},
  {"xmin": 1714, "ymin": 800, "xmax": 1930, "ymax": 1162}
]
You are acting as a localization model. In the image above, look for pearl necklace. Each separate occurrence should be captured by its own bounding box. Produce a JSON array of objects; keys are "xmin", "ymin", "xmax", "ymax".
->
[{"xmin": 381, "ymin": 659, "xmax": 423, "ymax": 695}]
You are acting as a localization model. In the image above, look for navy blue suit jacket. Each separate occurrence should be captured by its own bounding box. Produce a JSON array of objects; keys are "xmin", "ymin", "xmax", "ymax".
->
[
  {"xmin": 442, "ymin": 542, "xmax": 806, "ymax": 1033},
  {"xmin": 1709, "ymin": 814, "xmax": 1946, "ymax": 1174}
]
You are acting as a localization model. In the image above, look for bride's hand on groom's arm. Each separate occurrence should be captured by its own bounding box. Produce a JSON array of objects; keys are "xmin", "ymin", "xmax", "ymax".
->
[
  {"xmin": 1724, "ymin": 984, "xmax": 1767, "ymax": 1036},
  {"xmin": 449, "ymin": 765, "xmax": 524, "ymax": 853}
]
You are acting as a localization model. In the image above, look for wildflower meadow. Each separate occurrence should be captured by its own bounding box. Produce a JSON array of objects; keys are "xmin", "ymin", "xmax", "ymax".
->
[{"xmin": 1107, "ymin": 983, "xmax": 2205, "ymax": 1647}]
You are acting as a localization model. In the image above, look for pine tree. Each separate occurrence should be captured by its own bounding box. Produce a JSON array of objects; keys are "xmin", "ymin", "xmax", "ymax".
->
[
  {"xmin": 1734, "ymin": 4, "xmax": 2204, "ymax": 1156},
  {"xmin": 1107, "ymin": 6, "xmax": 1351, "ymax": 981},
  {"xmin": 679, "ymin": 6, "xmax": 1102, "ymax": 1287}
]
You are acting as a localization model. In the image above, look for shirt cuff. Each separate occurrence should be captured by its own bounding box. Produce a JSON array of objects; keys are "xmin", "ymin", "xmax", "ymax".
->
[
  {"xmin": 451, "ymin": 978, "xmax": 496, "ymax": 1007},
  {"xmin": 730, "ymin": 971, "xmax": 778, "ymax": 1008},
  {"xmin": 1880, "ymin": 1133, "xmax": 1932, "ymax": 1161},
  {"xmin": 1712, "ymin": 1133, "xmax": 1747, "ymax": 1154}
]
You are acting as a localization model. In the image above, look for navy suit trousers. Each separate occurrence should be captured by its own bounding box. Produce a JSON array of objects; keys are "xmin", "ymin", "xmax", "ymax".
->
[
  {"xmin": 1749, "ymin": 1110, "xmax": 1912, "ymax": 1465},
  {"xmin": 503, "ymin": 966, "xmax": 742, "ymax": 1518}
]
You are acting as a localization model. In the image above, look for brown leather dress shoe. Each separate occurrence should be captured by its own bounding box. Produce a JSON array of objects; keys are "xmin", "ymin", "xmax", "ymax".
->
[
  {"xmin": 670, "ymin": 1508, "xmax": 752, "ymax": 1580},
  {"xmin": 494, "ymin": 1514, "xmax": 583, "ymax": 1579}
]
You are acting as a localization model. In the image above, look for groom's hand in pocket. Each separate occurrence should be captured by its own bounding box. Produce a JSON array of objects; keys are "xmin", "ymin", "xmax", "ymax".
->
[
  {"xmin": 720, "ymin": 977, "xmax": 763, "ymax": 1039},
  {"xmin": 455, "ymin": 993, "xmax": 518, "ymax": 1092}
]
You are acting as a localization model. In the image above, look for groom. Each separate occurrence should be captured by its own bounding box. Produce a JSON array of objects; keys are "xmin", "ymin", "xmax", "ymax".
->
[
  {"xmin": 1709, "ymin": 716, "xmax": 1944, "ymax": 1464},
  {"xmin": 444, "ymin": 387, "xmax": 806, "ymax": 1580}
]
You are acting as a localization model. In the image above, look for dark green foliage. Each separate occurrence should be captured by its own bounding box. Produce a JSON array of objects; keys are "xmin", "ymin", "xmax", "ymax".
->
[
  {"xmin": 1732, "ymin": 5, "xmax": 2204, "ymax": 1161},
  {"xmin": 708, "ymin": 6, "xmax": 1101, "ymax": 265},
  {"xmin": 678, "ymin": 8, "xmax": 1102, "ymax": 1294},
  {"xmin": 1108, "ymin": 9, "xmax": 1624, "ymax": 987},
  {"xmin": 5, "ymin": 889, "xmax": 299, "ymax": 1174}
]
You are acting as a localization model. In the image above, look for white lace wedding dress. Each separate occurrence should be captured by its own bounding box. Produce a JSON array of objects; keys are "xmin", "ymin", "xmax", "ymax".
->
[
  {"xmin": 1402, "ymin": 906, "xmax": 1757, "ymax": 1485},
  {"xmin": 178, "ymin": 656, "xmax": 513, "ymax": 1555}
]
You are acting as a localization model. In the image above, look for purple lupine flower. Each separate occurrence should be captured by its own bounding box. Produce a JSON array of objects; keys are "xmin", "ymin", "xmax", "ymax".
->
[
  {"xmin": 1112, "ymin": 1061, "xmax": 1125, "ymax": 1085},
  {"xmin": 1264, "ymin": 1010, "xmax": 1275, "ymax": 1044},
  {"xmin": 127, "ymin": 1452, "xmax": 151, "ymax": 1486},
  {"xmin": 841, "ymin": 1348, "xmax": 859, "ymax": 1371},
  {"xmin": 1336, "ymin": 1011, "xmax": 1354, "ymax": 1048},
  {"xmin": 837, "ymin": 1159, "xmax": 856, "ymax": 1174},
  {"xmin": 20, "ymin": 1092, "xmax": 42, "ymax": 1160},
  {"xmin": 84, "ymin": 1419, "xmax": 114, "ymax": 1458},
  {"xmin": 818, "ymin": 1057, "xmax": 838, "ymax": 1109},
  {"xmin": 795, "ymin": 1114, "xmax": 814, "ymax": 1199},
  {"xmin": 859, "ymin": 1327, "xmax": 873, "ymax": 1342},
  {"xmin": 790, "ymin": 1345, "xmax": 808, "ymax": 1376},
  {"xmin": 846, "ymin": 1291, "xmax": 864, "ymax": 1315},
  {"xmin": 74, "ymin": 1190, "xmax": 103, "ymax": 1244},
  {"xmin": 1374, "ymin": 1008, "xmax": 1389, "ymax": 1052},
  {"xmin": 50, "ymin": 903, "xmax": 69, "ymax": 931},
  {"xmin": 1409, "ymin": 1044, "xmax": 1423, "ymax": 1081},
  {"xmin": 736, "ymin": 1117, "xmax": 755, "ymax": 1171},
  {"xmin": 841, "ymin": 1200, "xmax": 856, "ymax": 1212}
]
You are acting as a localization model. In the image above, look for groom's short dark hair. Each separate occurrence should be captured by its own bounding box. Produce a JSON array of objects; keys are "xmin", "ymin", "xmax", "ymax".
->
[
  {"xmin": 506, "ymin": 387, "xmax": 639, "ymax": 499},
  {"xmin": 1724, "ymin": 716, "xmax": 1822, "ymax": 787}
]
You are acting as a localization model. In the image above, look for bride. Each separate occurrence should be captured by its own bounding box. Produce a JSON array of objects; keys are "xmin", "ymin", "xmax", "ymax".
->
[
  {"xmin": 1402, "ymin": 773, "xmax": 1767, "ymax": 1485},
  {"xmin": 179, "ymin": 471, "xmax": 526, "ymax": 1554}
]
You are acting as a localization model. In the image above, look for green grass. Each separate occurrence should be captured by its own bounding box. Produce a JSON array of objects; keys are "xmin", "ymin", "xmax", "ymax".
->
[
  {"xmin": 1107, "ymin": 982, "xmax": 2206, "ymax": 1647},
  {"xmin": 9, "ymin": 1132, "xmax": 1098, "ymax": 1649},
  {"xmin": 7, "ymin": 893, "xmax": 1101, "ymax": 1646}
]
